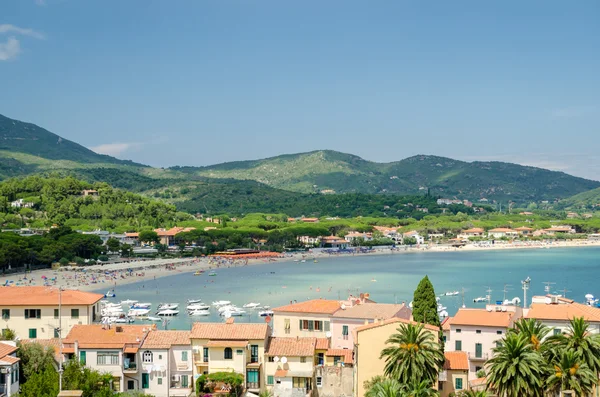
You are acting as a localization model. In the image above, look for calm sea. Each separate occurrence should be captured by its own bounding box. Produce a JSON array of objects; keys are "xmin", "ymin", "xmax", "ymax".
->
[{"xmin": 96, "ymin": 247, "xmax": 600, "ymax": 330}]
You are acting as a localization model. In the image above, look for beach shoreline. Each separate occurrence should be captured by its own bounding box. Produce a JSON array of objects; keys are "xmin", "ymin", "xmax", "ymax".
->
[{"xmin": 1, "ymin": 239, "xmax": 599, "ymax": 293}]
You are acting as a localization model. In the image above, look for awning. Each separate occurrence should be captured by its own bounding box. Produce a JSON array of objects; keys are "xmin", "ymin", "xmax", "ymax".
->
[
  {"xmin": 274, "ymin": 369, "xmax": 288, "ymax": 377},
  {"xmin": 205, "ymin": 340, "xmax": 248, "ymax": 348},
  {"xmin": 124, "ymin": 347, "xmax": 138, "ymax": 353}
]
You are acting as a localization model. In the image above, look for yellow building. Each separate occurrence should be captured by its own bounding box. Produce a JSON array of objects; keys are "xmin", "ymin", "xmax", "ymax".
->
[
  {"xmin": 190, "ymin": 318, "xmax": 271, "ymax": 394},
  {"xmin": 353, "ymin": 317, "xmax": 440, "ymax": 397},
  {"xmin": 272, "ymin": 299, "xmax": 341, "ymax": 338},
  {"xmin": 0, "ymin": 286, "xmax": 103, "ymax": 340},
  {"xmin": 439, "ymin": 351, "xmax": 469, "ymax": 397}
]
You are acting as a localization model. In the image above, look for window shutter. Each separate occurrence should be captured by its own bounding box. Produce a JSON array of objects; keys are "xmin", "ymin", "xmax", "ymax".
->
[
  {"xmin": 308, "ymin": 321, "xmax": 314, "ymax": 331},
  {"xmin": 324, "ymin": 321, "xmax": 330, "ymax": 332},
  {"xmin": 299, "ymin": 319, "xmax": 303, "ymax": 330}
]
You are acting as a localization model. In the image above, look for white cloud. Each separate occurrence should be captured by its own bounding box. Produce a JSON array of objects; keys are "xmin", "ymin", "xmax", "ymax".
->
[
  {"xmin": 0, "ymin": 24, "xmax": 45, "ymax": 40},
  {"xmin": 551, "ymin": 105, "xmax": 598, "ymax": 119},
  {"xmin": 91, "ymin": 142, "xmax": 142, "ymax": 157},
  {"xmin": 0, "ymin": 37, "xmax": 20, "ymax": 61}
]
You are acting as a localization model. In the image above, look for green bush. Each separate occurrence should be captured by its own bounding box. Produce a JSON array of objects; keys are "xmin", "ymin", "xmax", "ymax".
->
[
  {"xmin": 196, "ymin": 372, "xmax": 244, "ymax": 396},
  {"xmin": 97, "ymin": 255, "xmax": 109, "ymax": 262}
]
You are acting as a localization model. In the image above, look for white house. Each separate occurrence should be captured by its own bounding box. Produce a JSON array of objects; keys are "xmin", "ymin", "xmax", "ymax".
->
[
  {"xmin": 403, "ymin": 231, "xmax": 425, "ymax": 245},
  {"xmin": 344, "ymin": 232, "xmax": 373, "ymax": 243},
  {"xmin": 0, "ymin": 341, "xmax": 19, "ymax": 397},
  {"xmin": 139, "ymin": 330, "xmax": 193, "ymax": 397},
  {"xmin": 526, "ymin": 295, "xmax": 600, "ymax": 335},
  {"xmin": 9, "ymin": 199, "xmax": 33, "ymax": 209},
  {"xmin": 487, "ymin": 228, "xmax": 518, "ymax": 239}
]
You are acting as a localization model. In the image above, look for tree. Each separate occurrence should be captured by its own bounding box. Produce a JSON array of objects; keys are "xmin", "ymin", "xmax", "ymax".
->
[
  {"xmin": 545, "ymin": 350, "xmax": 596, "ymax": 397},
  {"xmin": 548, "ymin": 317, "xmax": 600, "ymax": 376},
  {"xmin": 120, "ymin": 243, "xmax": 133, "ymax": 257},
  {"xmin": 403, "ymin": 236, "xmax": 417, "ymax": 246},
  {"xmin": 486, "ymin": 333, "xmax": 548, "ymax": 397},
  {"xmin": 139, "ymin": 230, "xmax": 159, "ymax": 245},
  {"xmin": 0, "ymin": 328, "xmax": 16, "ymax": 341},
  {"xmin": 412, "ymin": 276, "xmax": 440, "ymax": 327},
  {"xmin": 18, "ymin": 363, "xmax": 59, "ymax": 397},
  {"xmin": 62, "ymin": 359, "xmax": 114, "ymax": 397},
  {"xmin": 17, "ymin": 342, "xmax": 57, "ymax": 383},
  {"xmin": 379, "ymin": 323, "xmax": 444, "ymax": 386},
  {"xmin": 365, "ymin": 378, "xmax": 403, "ymax": 397},
  {"xmin": 401, "ymin": 379, "xmax": 439, "ymax": 397},
  {"xmin": 456, "ymin": 391, "xmax": 489, "ymax": 397},
  {"xmin": 508, "ymin": 318, "xmax": 551, "ymax": 353},
  {"xmin": 106, "ymin": 237, "xmax": 121, "ymax": 253}
]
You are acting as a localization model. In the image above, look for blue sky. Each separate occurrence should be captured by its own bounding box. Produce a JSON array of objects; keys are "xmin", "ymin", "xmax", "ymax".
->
[{"xmin": 1, "ymin": 0, "xmax": 599, "ymax": 180}]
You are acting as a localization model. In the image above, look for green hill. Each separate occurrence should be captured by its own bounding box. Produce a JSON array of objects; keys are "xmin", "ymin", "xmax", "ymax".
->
[
  {"xmin": 559, "ymin": 187, "xmax": 600, "ymax": 210},
  {"xmin": 173, "ymin": 151, "xmax": 600, "ymax": 203}
]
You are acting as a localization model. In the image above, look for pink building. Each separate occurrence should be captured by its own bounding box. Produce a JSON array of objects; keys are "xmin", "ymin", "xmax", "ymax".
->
[
  {"xmin": 444, "ymin": 306, "xmax": 521, "ymax": 378},
  {"xmin": 330, "ymin": 302, "xmax": 411, "ymax": 350}
]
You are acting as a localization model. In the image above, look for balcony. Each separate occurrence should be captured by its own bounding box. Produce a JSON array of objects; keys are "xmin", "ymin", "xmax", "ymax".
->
[
  {"xmin": 468, "ymin": 352, "xmax": 489, "ymax": 361},
  {"xmin": 123, "ymin": 362, "xmax": 138, "ymax": 373},
  {"xmin": 193, "ymin": 354, "xmax": 209, "ymax": 365},
  {"xmin": 246, "ymin": 382, "xmax": 260, "ymax": 390}
]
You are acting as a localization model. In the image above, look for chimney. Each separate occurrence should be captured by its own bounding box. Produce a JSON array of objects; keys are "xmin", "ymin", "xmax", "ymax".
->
[
  {"xmin": 116, "ymin": 326, "xmax": 123, "ymax": 333},
  {"xmin": 226, "ymin": 317, "xmax": 235, "ymax": 324}
]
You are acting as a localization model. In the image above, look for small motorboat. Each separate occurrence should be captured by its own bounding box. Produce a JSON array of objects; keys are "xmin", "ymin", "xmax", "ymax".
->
[
  {"xmin": 156, "ymin": 309, "xmax": 179, "ymax": 316},
  {"xmin": 439, "ymin": 310, "xmax": 449, "ymax": 318},
  {"xmin": 147, "ymin": 316, "xmax": 162, "ymax": 321},
  {"xmin": 258, "ymin": 310, "xmax": 274, "ymax": 317},
  {"xmin": 120, "ymin": 299, "xmax": 138, "ymax": 305},
  {"xmin": 301, "ymin": 260, "xmax": 306, "ymax": 263},
  {"xmin": 114, "ymin": 317, "xmax": 135, "ymax": 324},
  {"xmin": 218, "ymin": 305, "xmax": 238, "ymax": 313},
  {"xmin": 128, "ymin": 308, "xmax": 151, "ymax": 316},
  {"xmin": 212, "ymin": 301, "xmax": 231, "ymax": 306},
  {"xmin": 104, "ymin": 290, "xmax": 116, "ymax": 298},
  {"xmin": 189, "ymin": 309, "xmax": 210, "ymax": 316},
  {"xmin": 157, "ymin": 303, "xmax": 179, "ymax": 310},
  {"xmin": 444, "ymin": 291, "xmax": 459, "ymax": 296},
  {"xmin": 131, "ymin": 303, "xmax": 152, "ymax": 309},
  {"xmin": 194, "ymin": 271, "xmax": 204, "ymax": 276},
  {"xmin": 221, "ymin": 309, "xmax": 245, "ymax": 317},
  {"xmin": 473, "ymin": 297, "xmax": 487, "ymax": 303},
  {"xmin": 187, "ymin": 299, "xmax": 202, "ymax": 304},
  {"xmin": 208, "ymin": 272, "xmax": 217, "ymax": 276},
  {"xmin": 187, "ymin": 303, "xmax": 210, "ymax": 310},
  {"xmin": 243, "ymin": 302, "xmax": 261, "ymax": 309}
]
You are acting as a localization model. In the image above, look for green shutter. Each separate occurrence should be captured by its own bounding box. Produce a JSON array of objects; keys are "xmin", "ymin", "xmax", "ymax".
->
[
  {"xmin": 455, "ymin": 340, "xmax": 462, "ymax": 351},
  {"xmin": 342, "ymin": 325, "xmax": 348, "ymax": 335},
  {"xmin": 182, "ymin": 351, "xmax": 188, "ymax": 361},
  {"xmin": 455, "ymin": 377, "xmax": 463, "ymax": 390},
  {"xmin": 267, "ymin": 376, "xmax": 274, "ymax": 385},
  {"xmin": 299, "ymin": 319, "xmax": 303, "ymax": 330},
  {"xmin": 324, "ymin": 321, "xmax": 330, "ymax": 332},
  {"xmin": 182, "ymin": 375, "xmax": 188, "ymax": 387},
  {"xmin": 308, "ymin": 321, "xmax": 314, "ymax": 331},
  {"xmin": 28, "ymin": 328, "xmax": 37, "ymax": 338},
  {"xmin": 475, "ymin": 343, "xmax": 482, "ymax": 358},
  {"xmin": 80, "ymin": 351, "xmax": 86, "ymax": 365},
  {"xmin": 142, "ymin": 373, "xmax": 149, "ymax": 389}
]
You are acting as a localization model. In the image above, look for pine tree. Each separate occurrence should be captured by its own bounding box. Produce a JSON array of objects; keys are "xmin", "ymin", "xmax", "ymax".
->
[{"xmin": 412, "ymin": 276, "xmax": 440, "ymax": 327}]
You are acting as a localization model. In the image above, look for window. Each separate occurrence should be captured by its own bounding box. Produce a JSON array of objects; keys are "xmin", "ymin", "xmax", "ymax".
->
[
  {"xmin": 267, "ymin": 376, "xmax": 274, "ymax": 385},
  {"xmin": 438, "ymin": 381, "xmax": 444, "ymax": 390},
  {"xmin": 333, "ymin": 356, "xmax": 341, "ymax": 365},
  {"xmin": 284, "ymin": 318, "xmax": 290, "ymax": 334},
  {"xmin": 142, "ymin": 373, "xmax": 149, "ymax": 389},
  {"xmin": 456, "ymin": 328, "xmax": 461, "ymax": 333},
  {"xmin": 246, "ymin": 369, "xmax": 259, "ymax": 387},
  {"xmin": 28, "ymin": 328, "xmax": 37, "ymax": 338},
  {"xmin": 475, "ymin": 343, "xmax": 483, "ymax": 358},
  {"xmin": 314, "ymin": 320, "xmax": 322, "ymax": 331},
  {"xmin": 182, "ymin": 351, "xmax": 188, "ymax": 361},
  {"xmin": 236, "ymin": 349, "xmax": 243, "ymax": 355},
  {"xmin": 324, "ymin": 321, "xmax": 330, "ymax": 332},
  {"xmin": 455, "ymin": 377, "xmax": 463, "ymax": 390},
  {"xmin": 251, "ymin": 345, "xmax": 258, "ymax": 363},
  {"xmin": 342, "ymin": 325, "xmax": 349, "ymax": 340},
  {"xmin": 224, "ymin": 347, "xmax": 233, "ymax": 359},
  {"xmin": 317, "ymin": 352, "xmax": 324, "ymax": 365},
  {"xmin": 79, "ymin": 351, "xmax": 86, "ymax": 365},
  {"xmin": 268, "ymin": 356, "xmax": 274, "ymax": 362},
  {"xmin": 293, "ymin": 377, "xmax": 311, "ymax": 389},
  {"xmin": 54, "ymin": 309, "xmax": 59, "ymax": 319},
  {"xmin": 475, "ymin": 366, "xmax": 482, "ymax": 372},
  {"xmin": 143, "ymin": 351, "xmax": 153, "ymax": 363},
  {"xmin": 97, "ymin": 351, "xmax": 119, "ymax": 365},
  {"xmin": 497, "ymin": 330, "xmax": 503, "ymax": 335},
  {"xmin": 316, "ymin": 376, "xmax": 322, "ymax": 387},
  {"xmin": 553, "ymin": 328, "xmax": 561, "ymax": 336},
  {"xmin": 24, "ymin": 309, "xmax": 41, "ymax": 319},
  {"xmin": 157, "ymin": 378, "xmax": 162, "ymax": 385},
  {"xmin": 1, "ymin": 309, "xmax": 9, "ymax": 320},
  {"xmin": 71, "ymin": 309, "xmax": 79, "ymax": 319},
  {"xmin": 455, "ymin": 340, "xmax": 462, "ymax": 351},
  {"xmin": 442, "ymin": 335, "xmax": 447, "ymax": 343},
  {"xmin": 203, "ymin": 347, "xmax": 209, "ymax": 362},
  {"xmin": 300, "ymin": 356, "xmax": 306, "ymax": 363},
  {"xmin": 476, "ymin": 330, "xmax": 481, "ymax": 334},
  {"xmin": 54, "ymin": 328, "xmax": 60, "ymax": 338},
  {"xmin": 158, "ymin": 354, "xmax": 162, "ymax": 359},
  {"xmin": 181, "ymin": 375, "xmax": 189, "ymax": 388},
  {"xmin": 127, "ymin": 380, "xmax": 135, "ymax": 390},
  {"xmin": 495, "ymin": 341, "xmax": 503, "ymax": 348}
]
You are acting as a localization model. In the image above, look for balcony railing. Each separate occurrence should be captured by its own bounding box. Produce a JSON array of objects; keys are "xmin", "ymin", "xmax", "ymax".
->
[
  {"xmin": 246, "ymin": 382, "xmax": 260, "ymax": 390},
  {"xmin": 468, "ymin": 352, "xmax": 489, "ymax": 361},
  {"xmin": 123, "ymin": 362, "xmax": 138, "ymax": 372},
  {"xmin": 0, "ymin": 383, "xmax": 7, "ymax": 396}
]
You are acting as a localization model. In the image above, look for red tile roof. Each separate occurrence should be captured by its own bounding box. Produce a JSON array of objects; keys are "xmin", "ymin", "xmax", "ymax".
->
[
  {"xmin": 274, "ymin": 369, "xmax": 288, "ymax": 377},
  {"xmin": 489, "ymin": 228, "xmax": 516, "ymax": 233},
  {"xmin": 141, "ymin": 331, "xmax": 191, "ymax": 349},
  {"xmin": 441, "ymin": 316, "xmax": 452, "ymax": 331},
  {"xmin": 444, "ymin": 351, "xmax": 468, "ymax": 370},
  {"xmin": 0, "ymin": 342, "xmax": 18, "ymax": 361},
  {"xmin": 332, "ymin": 303, "xmax": 408, "ymax": 320},
  {"xmin": 64, "ymin": 324, "xmax": 154, "ymax": 349},
  {"xmin": 266, "ymin": 338, "xmax": 317, "ymax": 357},
  {"xmin": 315, "ymin": 338, "xmax": 330, "ymax": 350},
  {"xmin": 0, "ymin": 355, "xmax": 19, "ymax": 364},
  {"xmin": 526, "ymin": 302, "xmax": 600, "ymax": 322},
  {"xmin": 0, "ymin": 286, "xmax": 103, "ymax": 306},
  {"xmin": 451, "ymin": 308, "xmax": 513, "ymax": 327},
  {"xmin": 272, "ymin": 299, "xmax": 341, "ymax": 314},
  {"xmin": 205, "ymin": 340, "xmax": 249, "ymax": 348},
  {"xmin": 326, "ymin": 349, "xmax": 353, "ymax": 363},
  {"xmin": 191, "ymin": 321, "xmax": 269, "ymax": 340},
  {"xmin": 354, "ymin": 317, "xmax": 440, "ymax": 336}
]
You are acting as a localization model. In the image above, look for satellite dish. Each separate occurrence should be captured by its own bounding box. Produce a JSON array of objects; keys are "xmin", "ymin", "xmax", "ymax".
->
[
  {"xmin": 274, "ymin": 356, "xmax": 279, "ymax": 362},
  {"xmin": 341, "ymin": 304, "xmax": 346, "ymax": 310},
  {"xmin": 326, "ymin": 331, "xmax": 332, "ymax": 338},
  {"xmin": 281, "ymin": 357, "xmax": 288, "ymax": 364},
  {"xmin": 544, "ymin": 297, "xmax": 552, "ymax": 304}
]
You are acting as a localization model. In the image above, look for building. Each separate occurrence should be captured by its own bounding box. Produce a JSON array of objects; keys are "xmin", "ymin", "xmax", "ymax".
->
[
  {"xmin": 515, "ymin": 227, "xmax": 534, "ymax": 236},
  {"xmin": 459, "ymin": 228, "xmax": 485, "ymax": 238},
  {"xmin": 9, "ymin": 199, "xmax": 33, "ymax": 209},
  {"xmin": 190, "ymin": 319, "xmax": 271, "ymax": 394},
  {"xmin": 445, "ymin": 307, "xmax": 519, "ymax": 378},
  {"xmin": 0, "ymin": 341, "xmax": 19, "ymax": 397},
  {"xmin": 330, "ymin": 302, "xmax": 411, "ymax": 350},
  {"xmin": 139, "ymin": 331, "xmax": 193, "ymax": 397},
  {"xmin": 544, "ymin": 226, "xmax": 576, "ymax": 235},
  {"xmin": 272, "ymin": 299, "xmax": 341, "ymax": 338},
  {"xmin": 301, "ymin": 218, "xmax": 319, "ymax": 223},
  {"xmin": 62, "ymin": 324, "xmax": 156, "ymax": 393},
  {"xmin": 487, "ymin": 228, "xmax": 518, "ymax": 239},
  {"xmin": 320, "ymin": 236, "xmax": 348, "ymax": 249},
  {"xmin": 403, "ymin": 231, "xmax": 425, "ymax": 245},
  {"xmin": 353, "ymin": 318, "xmax": 439, "ymax": 397},
  {"xmin": 297, "ymin": 236, "xmax": 321, "ymax": 246},
  {"xmin": 154, "ymin": 227, "xmax": 196, "ymax": 246},
  {"xmin": 439, "ymin": 351, "xmax": 469, "ymax": 397},
  {"xmin": 344, "ymin": 232, "xmax": 373, "ymax": 243},
  {"xmin": 526, "ymin": 295, "xmax": 600, "ymax": 335},
  {"xmin": 81, "ymin": 189, "xmax": 99, "ymax": 197},
  {"xmin": 0, "ymin": 287, "xmax": 103, "ymax": 340}
]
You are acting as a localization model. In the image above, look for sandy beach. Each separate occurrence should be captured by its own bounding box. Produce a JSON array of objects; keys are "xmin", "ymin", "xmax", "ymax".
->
[{"xmin": 1, "ymin": 239, "xmax": 599, "ymax": 293}]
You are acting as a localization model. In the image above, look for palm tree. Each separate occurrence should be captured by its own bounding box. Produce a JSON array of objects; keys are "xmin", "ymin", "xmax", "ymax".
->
[
  {"xmin": 550, "ymin": 317, "xmax": 600, "ymax": 376},
  {"xmin": 486, "ymin": 333, "xmax": 548, "ymax": 397},
  {"xmin": 401, "ymin": 379, "xmax": 439, "ymax": 397},
  {"xmin": 509, "ymin": 318, "xmax": 551, "ymax": 352},
  {"xmin": 379, "ymin": 323, "xmax": 444, "ymax": 385},
  {"xmin": 456, "ymin": 391, "xmax": 489, "ymax": 397},
  {"xmin": 365, "ymin": 378, "xmax": 404, "ymax": 397},
  {"xmin": 546, "ymin": 350, "xmax": 596, "ymax": 397}
]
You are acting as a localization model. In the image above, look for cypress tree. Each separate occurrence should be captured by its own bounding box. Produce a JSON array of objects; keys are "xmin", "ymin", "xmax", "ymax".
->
[{"xmin": 412, "ymin": 275, "xmax": 441, "ymax": 327}]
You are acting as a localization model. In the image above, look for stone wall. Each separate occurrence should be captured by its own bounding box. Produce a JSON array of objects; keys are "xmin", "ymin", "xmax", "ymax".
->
[{"xmin": 314, "ymin": 366, "xmax": 353, "ymax": 397}]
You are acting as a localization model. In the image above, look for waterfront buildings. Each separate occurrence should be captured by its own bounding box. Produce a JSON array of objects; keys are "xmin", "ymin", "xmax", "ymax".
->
[
  {"xmin": 0, "ymin": 341, "xmax": 19, "ymax": 397},
  {"xmin": 0, "ymin": 287, "xmax": 103, "ymax": 340},
  {"xmin": 62, "ymin": 324, "xmax": 155, "ymax": 393},
  {"xmin": 487, "ymin": 228, "xmax": 518, "ymax": 239},
  {"xmin": 526, "ymin": 295, "xmax": 600, "ymax": 334}
]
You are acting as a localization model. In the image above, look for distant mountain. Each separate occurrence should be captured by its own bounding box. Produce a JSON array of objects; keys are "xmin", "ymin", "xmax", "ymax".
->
[
  {"xmin": 1, "ymin": 113, "xmax": 598, "ymax": 205},
  {"xmin": 172, "ymin": 150, "xmax": 600, "ymax": 203},
  {"xmin": 559, "ymin": 187, "xmax": 600, "ymax": 210}
]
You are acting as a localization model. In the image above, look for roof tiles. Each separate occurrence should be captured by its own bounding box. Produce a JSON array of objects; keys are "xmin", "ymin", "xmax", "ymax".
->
[
  {"xmin": 444, "ymin": 351, "xmax": 469, "ymax": 370},
  {"xmin": 0, "ymin": 286, "xmax": 103, "ymax": 306},
  {"xmin": 266, "ymin": 338, "xmax": 317, "ymax": 357},
  {"xmin": 451, "ymin": 308, "xmax": 513, "ymax": 327},
  {"xmin": 191, "ymin": 321, "xmax": 269, "ymax": 340},
  {"xmin": 326, "ymin": 349, "xmax": 353, "ymax": 363},
  {"xmin": 142, "ymin": 331, "xmax": 191, "ymax": 349},
  {"xmin": 64, "ymin": 324, "xmax": 154, "ymax": 349},
  {"xmin": 332, "ymin": 303, "xmax": 408, "ymax": 320},
  {"xmin": 526, "ymin": 302, "xmax": 600, "ymax": 322},
  {"xmin": 272, "ymin": 299, "xmax": 341, "ymax": 314}
]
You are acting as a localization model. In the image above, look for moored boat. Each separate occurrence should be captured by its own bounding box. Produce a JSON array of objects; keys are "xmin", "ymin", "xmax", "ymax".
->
[{"xmin": 156, "ymin": 309, "xmax": 179, "ymax": 316}]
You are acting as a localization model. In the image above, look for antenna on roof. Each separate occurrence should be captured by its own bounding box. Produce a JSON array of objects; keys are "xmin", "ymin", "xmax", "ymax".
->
[
  {"xmin": 543, "ymin": 281, "xmax": 556, "ymax": 295},
  {"xmin": 503, "ymin": 284, "xmax": 513, "ymax": 302},
  {"xmin": 560, "ymin": 287, "xmax": 571, "ymax": 298},
  {"xmin": 521, "ymin": 277, "xmax": 531, "ymax": 309},
  {"xmin": 485, "ymin": 286, "xmax": 492, "ymax": 305}
]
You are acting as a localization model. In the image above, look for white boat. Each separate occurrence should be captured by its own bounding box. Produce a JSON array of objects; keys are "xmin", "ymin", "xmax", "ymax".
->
[
  {"xmin": 120, "ymin": 299, "xmax": 138, "ymax": 305},
  {"xmin": 301, "ymin": 260, "xmax": 306, "ymax": 263},
  {"xmin": 243, "ymin": 302, "xmax": 261, "ymax": 308},
  {"xmin": 439, "ymin": 310, "xmax": 449, "ymax": 318},
  {"xmin": 221, "ymin": 309, "xmax": 245, "ymax": 317},
  {"xmin": 114, "ymin": 317, "xmax": 135, "ymax": 324},
  {"xmin": 189, "ymin": 309, "xmax": 210, "ymax": 316},
  {"xmin": 131, "ymin": 303, "xmax": 152, "ymax": 309},
  {"xmin": 218, "ymin": 305, "xmax": 239, "ymax": 313},
  {"xmin": 258, "ymin": 310, "xmax": 274, "ymax": 317},
  {"xmin": 437, "ymin": 304, "xmax": 447, "ymax": 312},
  {"xmin": 444, "ymin": 291, "xmax": 459, "ymax": 296},
  {"xmin": 128, "ymin": 308, "xmax": 151, "ymax": 316},
  {"xmin": 408, "ymin": 301, "xmax": 413, "ymax": 308},
  {"xmin": 212, "ymin": 300, "xmax": 231, "ymax": 306},
  {"xmin": 157, "ymin": 303, "xmax": 179, "ymax": 310},
  {"xmin": 157, "ymin": 309, "xmax": 179, "ymax": 316},
  {"xmin": 102, "ymin": 302, "xmax": 122, "ymax": 308},
  {"xmin": 187, "ymin": 299, "xmax": 202, "ymax": 304},
  {"xmin": 262, "ymin": 305, "xmax": 270, "ymax": 309},
  {"xmin": 147, "ymin": 316, "xmax": 162, "ymax": 321},
  {"xmin": 104, "ymin": 290, "xmax": 116, "ymax": 298},
  {"xmin": 473, "ymin": 297, "xmax": 487, "ymax": 303},
  {"xmin": 187, "ymin": 303, "xmax": 210, "ymax": 310}
]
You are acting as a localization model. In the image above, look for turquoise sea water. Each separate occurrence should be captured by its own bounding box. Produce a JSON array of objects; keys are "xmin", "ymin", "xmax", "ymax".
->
[{"xmin": 97, "ymin": 247, "xmax": 600, "ymax": 330}]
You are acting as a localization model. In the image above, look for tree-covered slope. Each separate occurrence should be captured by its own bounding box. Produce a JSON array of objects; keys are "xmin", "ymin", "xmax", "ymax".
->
[{"xmin": 559, "ymin": 187, "xmax": 600, "ymax": 210}]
